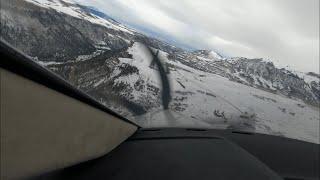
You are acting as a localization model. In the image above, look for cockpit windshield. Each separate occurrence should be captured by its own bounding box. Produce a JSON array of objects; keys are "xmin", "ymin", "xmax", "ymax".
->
[{"xmin": 1, "ymin": 0, "xmax": 319, "ymax": 144}]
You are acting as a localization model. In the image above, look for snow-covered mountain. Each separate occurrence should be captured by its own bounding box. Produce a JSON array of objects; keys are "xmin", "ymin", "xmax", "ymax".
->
[
  {"xmin": 1, "ymin": 0, "xmax": 319, "ymax": 144},
  {"xmin": 25, "ymin": 0, "xmax": 134, "ymax": 33},
  {"xmin": 193, "ymin": 50, "xmax": 224, "ymax": 60}
]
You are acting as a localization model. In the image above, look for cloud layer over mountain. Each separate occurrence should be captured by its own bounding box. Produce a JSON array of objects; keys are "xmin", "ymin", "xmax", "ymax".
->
[{"xmin": 77, "ymin": 0, "xmax": 318, "ymax": 72}]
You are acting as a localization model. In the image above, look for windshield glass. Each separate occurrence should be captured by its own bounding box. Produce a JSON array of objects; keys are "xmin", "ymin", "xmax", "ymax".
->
[{"xmin": 1, "ymin": 0, "xmax": 319, "ymax": 144}]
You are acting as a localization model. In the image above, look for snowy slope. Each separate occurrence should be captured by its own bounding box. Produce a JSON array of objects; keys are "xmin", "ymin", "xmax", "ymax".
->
[
  {"xmin": 193, "ymin": 50, "xmax": 224, "ymax": 60},
  {"xmin": 25, "ymin": 0, "xmax": 134, "ymax": 34},
  {"xmin": 108, "ymin": 43, "xmax": 320, "ymax": 144},
  {"xmin": 293, "ymin": 70, "xmax": 320, "ymax": 84},
  {"xmin": 42, "ymin": 40, "xmax": 319, "ymax": 144},
  {"xmin": 208, "ymin": 50, "xmax": 223, "ymax": 59},
  {"xmin": 116, "ymin": 43, "xmax": 162, "ymax": 101}
]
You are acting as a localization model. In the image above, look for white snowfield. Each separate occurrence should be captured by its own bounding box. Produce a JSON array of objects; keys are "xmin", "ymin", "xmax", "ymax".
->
[
  {"xmin": 123, "ymin": 43, "xmax": 319, "ymax": 144},
  {"xmin": 208, "ymin": 50, "xmax": 223, "ymax": 60}
]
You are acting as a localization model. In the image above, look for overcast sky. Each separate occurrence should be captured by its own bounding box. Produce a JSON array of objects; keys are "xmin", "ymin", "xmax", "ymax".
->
[{"xmin": 75, "ymin": 0, "xmax": 319, "ymax": 72}]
